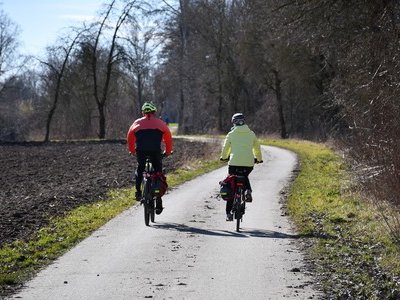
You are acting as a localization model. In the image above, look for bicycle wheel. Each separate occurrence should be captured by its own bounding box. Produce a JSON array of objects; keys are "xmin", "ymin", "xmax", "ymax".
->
[
  {"xmin": 150, "ymin": 197, "xmax": 155, "ymax": 223},
  {"xmin": 235, "ymin": 209, "xmax": 241, "ymax": 232},
  {"xmin": 241, "ymin": 191, "xmax": 246, "ymax": 216},
  {"xmin": 144, "ymin": 201, "xmax": 150, "ymax": 226},
  {"xmin": 143, "ymin": 181, "xmax": 151, "ymax": 226},
  {"xmin": 233, "ymin": 197, "xmax": 242, "ymax": 232}
]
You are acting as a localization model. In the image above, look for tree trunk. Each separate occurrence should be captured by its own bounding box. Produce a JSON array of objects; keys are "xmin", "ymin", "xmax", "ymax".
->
[
  {"xmin": 273, "ymin": 69, "xmax": 287, "ymax": 139},
  {"xmin": 216, "ymin": 1, "xmax": 225, "ymax": 133},
  {"xmin": 137, "ymin": 72, "xmax": 143, "ymax": 108},
  {"xmin": 177, "ymin": 0, "xmax": 189, "ymax": 134},
  {"xmin": 91, "ymin": 1, "xmax": 135, "ymax": 139},
  {"xmin": 98, "ymin": 103, "xmax": 106, "ymax": 139},
  {"xmin": 91, "ymin": 2, "xmax": 113, "ymax": 139},
  {"xmin": 43, "ymin": 30, "xmax": 85, "ymax": 142},
  {"xmin": 44, "ymin": 89, "xmax": 59, "ymax": 142},
  {"xmin": 217, "ymin": 56, "xmax": 223, "ymax": 132},
  {"xmin": 178, "ymin": 86, "xmax": 186, "ymax": 133}
]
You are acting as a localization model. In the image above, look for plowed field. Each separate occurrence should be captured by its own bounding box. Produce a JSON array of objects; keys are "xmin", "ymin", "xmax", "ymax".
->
[{"xmin": 0, "ymin": 139, "xmax": 219, "ymax": 246}]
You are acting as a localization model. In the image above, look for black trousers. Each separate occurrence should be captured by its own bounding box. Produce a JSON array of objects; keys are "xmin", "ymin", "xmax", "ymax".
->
[
  {"xmin": 226, "ymin": 165, "xmax": 253, "ymax": 214},
  {"xmin": 135, "ymin": 150, "xmax": 162, "ymax": 192}
]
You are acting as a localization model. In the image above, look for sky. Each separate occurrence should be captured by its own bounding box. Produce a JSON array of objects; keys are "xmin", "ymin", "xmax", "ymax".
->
[{"xmin": 1, "ymin": 0, "xmax": 103, "ymax": 56}]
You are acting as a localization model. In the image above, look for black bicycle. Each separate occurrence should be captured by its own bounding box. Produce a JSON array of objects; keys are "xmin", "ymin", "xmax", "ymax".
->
[
  {"xmin": 231, "ymin": 175, "xmax": 247, "ymax": 232},
  {"xmin": 141, "ymin": 157, "xmax": 156, "ymax": 226}
]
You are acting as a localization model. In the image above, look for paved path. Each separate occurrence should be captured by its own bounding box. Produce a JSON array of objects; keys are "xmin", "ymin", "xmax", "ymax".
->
[{"xmin": 10, "ymin": 146, "xmax": 319, "ymax": 300}]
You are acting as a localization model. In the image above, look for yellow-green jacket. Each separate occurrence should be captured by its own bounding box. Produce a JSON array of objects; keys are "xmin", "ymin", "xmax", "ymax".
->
[{"xmin": 221, "ymin": 125, "xmax": 263, "ymax": 167}]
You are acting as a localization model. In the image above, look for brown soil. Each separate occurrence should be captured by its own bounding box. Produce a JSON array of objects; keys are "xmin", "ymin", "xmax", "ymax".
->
[{"xmin": 0, "ymin": 139, "xmax": 220, "ymax": 247}]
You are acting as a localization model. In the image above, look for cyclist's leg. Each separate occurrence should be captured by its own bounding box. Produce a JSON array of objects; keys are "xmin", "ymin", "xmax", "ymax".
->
[
  {"xmin": 242, "ymin": 167, "xmax": 254, "ymax": 202},
  {"xmin": 226, "ymin": 199, "xmax": 233, "ymax": 214},
  {"xmin": 225, "ymin": 199, "xmax": 233, "ymax": 221},
  {"xmin": 243, "ymin": 167, "xmax": 254, "ymax": 191},
  {"xmin": 155, "ymin": 196, "xmax": 163, "ymax": 214},
  {"xmin": 149, "ymin": 151, "xmax": 164, "ymax": 214},
  {"xmin": 135, "ymin": 151, "xmax": 146, "ymax": 197},
  {"xmin": 223, "ymin": 166, "xmax": 234, "ymax": 220},
  {"xmin": 150, "ymin": 150, "xmax": 163, "ymax": 173},
  {"xmin": 228, "ymin": 165, "xmax": 236, "ymax": 176}
]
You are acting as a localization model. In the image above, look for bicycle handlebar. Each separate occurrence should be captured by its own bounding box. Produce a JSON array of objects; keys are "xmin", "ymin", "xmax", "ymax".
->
[
  {"xmin": 220, "ymin": 157, "xmax": 263, "ymax": 164},
  {"xmin": 130, "ymin": 151, "xmax": 173, "ymax": 158}
]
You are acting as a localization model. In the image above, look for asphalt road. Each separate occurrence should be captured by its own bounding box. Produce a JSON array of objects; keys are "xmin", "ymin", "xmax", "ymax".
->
[{"xmin": 10, "ymin": 146, "xmax": 319, "ymax": 300}]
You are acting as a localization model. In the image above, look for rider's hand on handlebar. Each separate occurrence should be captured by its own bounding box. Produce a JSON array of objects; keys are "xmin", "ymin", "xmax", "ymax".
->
[
  {"xmin": 163, "ymin": 151, "xmax": 173, "ymax": 158},
  {"xmin": 220, "ymin": 157, "xmax": 229, "ymax": 162},
  {"xmin": 254, "ymin": 158, "xmax": 263, "ymax": 164}
]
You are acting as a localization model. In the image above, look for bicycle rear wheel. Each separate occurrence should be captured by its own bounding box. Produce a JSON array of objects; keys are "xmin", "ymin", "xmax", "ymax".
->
[
  {"xmin": 150, "ymin": 197, "xmax": 155, "ymax": 223},
  {"xmin": 143, "ymin": 182, "xmax": 151, "ymax": 226},
  {"xmin": 144, "ymin": 199, "xmax": 151, "ymax": 226},
  {"xmin": 233, "ymin": 199, "xmax": 242, "ymax": 232},
  {"xmin": 235, "ymin": 210, "xmax": 242, "ymax": 232}
]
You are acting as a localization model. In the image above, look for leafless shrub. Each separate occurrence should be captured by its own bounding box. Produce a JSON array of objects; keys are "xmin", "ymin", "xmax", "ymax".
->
[{"xmin": 278, "ymin": 0, "xmax": 400, "ymax": 240}]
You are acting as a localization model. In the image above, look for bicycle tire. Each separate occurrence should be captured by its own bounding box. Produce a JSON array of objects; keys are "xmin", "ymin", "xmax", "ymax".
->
[
  {"xmin": 143, "ymin": 181, "xmax": 151, "ymax": 226},
  {"xmin": 150, "ymin": 197, "xmax": 155, "ymax": 223},
  {"xmin": 241, "ymin": 190, "xmax": 246, "ymax": 216},
  {"xmin": 236, "ymin": 213, "xmax": 241, "ymax": 232},
  {"xmin": 233, "ymin": 195, "xmax": 242, "ymax": 232},
  {"xmin": 144, "ymin": 199, "xmax": 150, "ymax": 226}
]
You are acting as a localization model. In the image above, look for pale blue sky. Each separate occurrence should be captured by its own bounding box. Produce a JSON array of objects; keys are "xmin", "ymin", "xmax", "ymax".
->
[{"xmin": 1, "ymin": 0, "xmax": 103, "ymax": 56}]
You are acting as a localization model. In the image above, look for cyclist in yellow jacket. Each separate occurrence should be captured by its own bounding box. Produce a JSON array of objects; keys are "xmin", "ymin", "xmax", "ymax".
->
[{"xmin": 220, "ymin": 113, "xmax": 263, "ymax": 221}]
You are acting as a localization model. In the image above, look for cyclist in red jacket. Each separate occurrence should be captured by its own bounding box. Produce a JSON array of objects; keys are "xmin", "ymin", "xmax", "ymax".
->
[{"xmin": 127, "ymin": 102, "xmax": 173, "ymax": 214}]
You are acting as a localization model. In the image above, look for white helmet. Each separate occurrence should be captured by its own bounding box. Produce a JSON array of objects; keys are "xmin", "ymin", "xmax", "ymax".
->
[{"xmin": 231, "ymin": 113, "xmax": 245, "ymax": 126}]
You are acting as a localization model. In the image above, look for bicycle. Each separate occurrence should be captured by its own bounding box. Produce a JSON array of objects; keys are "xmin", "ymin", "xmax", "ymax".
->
[
  {"xmin": 141, "ymin": 156, "xmax": 156, "ymax": 226},
  {"xmin": 220, "ymin": 159, "xmax": 263, "ymax": 232},
  {"xmin": 140, "ymin": 154, "xmax": 169, "ymax": 226},
  {"xmin": 231, "ymin": 174, "xmax": 247, "ymax": 232}
]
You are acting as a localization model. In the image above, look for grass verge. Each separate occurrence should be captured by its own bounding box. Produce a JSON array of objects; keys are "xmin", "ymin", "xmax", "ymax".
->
[
  {"xmin": 0, "ymin": 158, "xmax": 224, "ymax": 296},
  {"xmin": 263, "ymin": 139, "xmax": 400, "ymax": 299}
]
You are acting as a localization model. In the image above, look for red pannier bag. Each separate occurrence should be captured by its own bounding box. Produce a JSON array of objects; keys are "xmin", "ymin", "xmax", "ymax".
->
[
  {"xmin": 151, "ymin": 172, "xmax": 168, "ymax": 197},
  {"xmin": 219, "ymin": 175, "xmax": 235, "ymax": 201}
]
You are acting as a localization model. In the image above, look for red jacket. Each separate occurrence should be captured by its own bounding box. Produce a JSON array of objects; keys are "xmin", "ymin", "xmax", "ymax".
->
[{"xmin": 127, "ymin": 114, "xmax": 172, "ymax": 155}]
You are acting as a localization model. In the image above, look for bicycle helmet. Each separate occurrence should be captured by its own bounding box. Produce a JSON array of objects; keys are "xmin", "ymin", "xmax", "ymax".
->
[
  {"xmin": 231, "ymin": 113, "xmax": 245, "ymax": 126},
  {"xmin": 141, "ymin": 102, "xmax": 157, "ymax": 113}
]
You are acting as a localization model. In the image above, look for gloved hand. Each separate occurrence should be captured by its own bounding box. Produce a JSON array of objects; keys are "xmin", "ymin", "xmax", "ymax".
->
[
  {"xmin": 220, "ymin": 157, "xmax": 229, "ymax": 162},
  {"xmin": 254, "ymin": 158, "xmax": 263, "ymax": 164},
  {"xmin": 163, "ymin": 151, "xmax": 174, "ymax": 158}
]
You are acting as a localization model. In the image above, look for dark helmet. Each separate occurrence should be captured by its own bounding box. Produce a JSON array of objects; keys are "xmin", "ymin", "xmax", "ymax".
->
[
  {"xmin": 231, "ymin": 113, "xmax": 245, "ymax": 126},
  {"xmin": 141, "ymin": 102, "xmax": 157, "ymax": 113}
]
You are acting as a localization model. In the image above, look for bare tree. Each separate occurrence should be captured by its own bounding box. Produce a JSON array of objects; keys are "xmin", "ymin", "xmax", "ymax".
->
[
  {"xmin": 0, "ymin": 9, "xmax": 35, "ymax": 141},
  {"xmin": 39, "ymin": 29, "xmax": 87, "ymax": 142},
  {"xmin": 90, "ymin": 0, "xmax": 138, "ymax": 139},
  {"xmin": 120, "ymin": 27, "xmax": 159, "ymax": 115},
  {"xmin": 0, "ymin": 10, "xmax": 19, "ymax": 79},
  {"xmin": 161, "ymin": 0, "xmax": 190, "ymax": 133}
]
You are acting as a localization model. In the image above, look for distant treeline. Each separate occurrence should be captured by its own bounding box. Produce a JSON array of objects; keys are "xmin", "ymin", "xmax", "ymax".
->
[{"xmin": 0, "ymin": 1, "xmax": 399, "ymax": 210}]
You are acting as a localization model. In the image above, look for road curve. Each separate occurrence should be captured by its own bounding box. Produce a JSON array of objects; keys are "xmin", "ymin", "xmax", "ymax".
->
[{"xmin": 10, "ymin": 146, "xmax": 319, "ymax": 300}]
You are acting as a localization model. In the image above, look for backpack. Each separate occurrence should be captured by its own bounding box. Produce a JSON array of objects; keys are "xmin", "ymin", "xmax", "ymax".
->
[
  {"xmin": 219, "ymin": 175, "xmax": 235, "ymax": 201},
  {"xmin": 151, "ymin": 172, "xmax": 168, "ymax": 197}
]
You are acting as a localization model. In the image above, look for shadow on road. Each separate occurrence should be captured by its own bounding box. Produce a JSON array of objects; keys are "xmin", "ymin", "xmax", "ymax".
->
[
  {"xmin": 241, "ymin": 228, "xmax": 300, "ymax": 239},
  {"xmin": 152, "ymin": 222, "xmax": 300, "ymax": 239}
]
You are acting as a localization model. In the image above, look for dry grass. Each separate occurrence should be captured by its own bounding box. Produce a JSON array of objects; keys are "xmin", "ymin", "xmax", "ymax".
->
[{"xmin": 263, "ymin": 138, "xmax": 400, "ymax": 299}]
